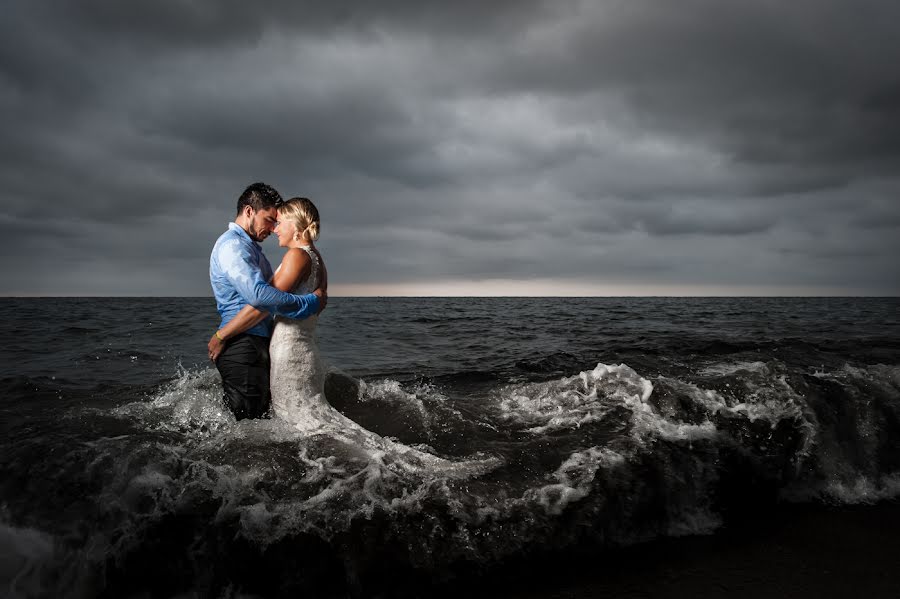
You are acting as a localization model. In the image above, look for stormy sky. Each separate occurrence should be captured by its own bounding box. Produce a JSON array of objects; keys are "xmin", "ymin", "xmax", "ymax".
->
[{"xmin": 2, "ymin": 0, "xmax": 899, "ymax": 296}]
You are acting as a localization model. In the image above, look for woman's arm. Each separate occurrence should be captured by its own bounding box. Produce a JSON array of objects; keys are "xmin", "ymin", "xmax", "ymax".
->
[
  {"xmin": 271, "ymin": 249, "xmax": 311, "ymax": 294},
  {"xmin": 208, "ymin": 250, "xmax": 312, "ymax": 361}
]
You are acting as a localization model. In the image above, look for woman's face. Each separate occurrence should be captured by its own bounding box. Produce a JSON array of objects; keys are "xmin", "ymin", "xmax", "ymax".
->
[{"xmin": 274, "ymin": 213, "xmax": 298, "ymax": 247}]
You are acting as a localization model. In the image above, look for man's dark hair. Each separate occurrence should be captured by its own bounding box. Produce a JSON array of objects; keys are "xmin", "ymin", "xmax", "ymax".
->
[{"xmin": 236, "ymin": 182, "xmax": 283, "ymax": 215}]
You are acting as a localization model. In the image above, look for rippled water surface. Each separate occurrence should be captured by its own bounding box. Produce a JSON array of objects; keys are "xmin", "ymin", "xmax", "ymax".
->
[{"xmin": 1, "ymin": 297, "xmax": 898, "ymax": 597}]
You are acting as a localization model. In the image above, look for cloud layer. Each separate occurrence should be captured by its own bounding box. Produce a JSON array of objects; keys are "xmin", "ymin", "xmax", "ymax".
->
[{"xmin": 3, "ymin": 0, "xmax": 899, "ymax": 295}]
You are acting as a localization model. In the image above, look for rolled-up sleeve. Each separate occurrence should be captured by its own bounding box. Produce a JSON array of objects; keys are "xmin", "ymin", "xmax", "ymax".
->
[{"xmin": 218, "ymin": 238, "xmax": 320, "ymax": 319}]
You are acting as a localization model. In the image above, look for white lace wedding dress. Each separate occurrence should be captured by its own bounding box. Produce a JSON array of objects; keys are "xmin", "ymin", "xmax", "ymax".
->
[
  {"xmin": 269, "ymin": 246, "xmax": 339, "ymax": 431},
  {"xmin": 269, "ymin": 246, "xmax": 498, "ymax": 476}
]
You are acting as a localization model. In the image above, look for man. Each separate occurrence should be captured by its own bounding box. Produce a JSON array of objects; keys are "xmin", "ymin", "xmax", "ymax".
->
[{"xmin": 207, "ymin": 182, "xmax": 326, "ymax": 420}]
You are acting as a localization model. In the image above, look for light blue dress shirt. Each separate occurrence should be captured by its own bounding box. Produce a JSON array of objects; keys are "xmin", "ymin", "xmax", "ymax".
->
[{"xmin": 210, "ymin": 223, "xmax": 320, "ymax": 337}]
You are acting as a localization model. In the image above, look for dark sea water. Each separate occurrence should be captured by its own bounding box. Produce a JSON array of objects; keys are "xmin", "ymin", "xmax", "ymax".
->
[{"xmin": 1, "ymin": 297, "xmax": 899, "ymax": 598}]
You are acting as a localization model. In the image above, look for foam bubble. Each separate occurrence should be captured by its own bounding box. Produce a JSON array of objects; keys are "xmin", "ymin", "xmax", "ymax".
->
[
  {"xmin": 667, "ymin": 369, "xmax": 809, "ymax": 427},
  {"xmin": 358, "ymin": 378, "xmax": 443, "ymax": 427},
  {"xmin": 499, "ymin": 363, "xmax": 716, "ymax": 443},
  {"xmin": 498, "ymin": 363, "xmax": 651, "ymax": 432},
  {"xmin": 658, "ymin": 367, "xmax": 817, "ymax": 464},
  {"xmin": 528, "ymin": 447, "xmax": 625, "ymax": 516},
  {"xmin": 698, "ymin": 360, "xmax": 769, "ymax": 377},
  {"xmin": 113, "ymin": 366, "xmax": 234, "ymax": 435},
  {"xmin": 813, "ymin": 363, "xmax": 900, "ymax": 396}
]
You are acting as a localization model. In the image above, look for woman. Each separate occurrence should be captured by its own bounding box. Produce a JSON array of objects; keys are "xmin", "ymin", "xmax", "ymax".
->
[{"xmin": 267, "ymin": 197, "xmax": 330, "ymax": 427}]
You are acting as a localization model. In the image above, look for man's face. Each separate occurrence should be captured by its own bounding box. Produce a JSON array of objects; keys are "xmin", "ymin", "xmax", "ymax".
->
[{"xmin": 246, "ymin": 207, "xmax": 278, "ymax": 242}]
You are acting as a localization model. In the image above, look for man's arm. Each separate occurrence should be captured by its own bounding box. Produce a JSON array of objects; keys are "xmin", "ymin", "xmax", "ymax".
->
[
  {"xmin": 208, "ymin": 240, "xmax": 325, "ymax": 360},
  {"xmin": 219, "ymin": 238, "xmax": 320, "ymax": 318},
  {"xmin": 208, "ymin": 291, "xmax": 323, "ymax": 361}
]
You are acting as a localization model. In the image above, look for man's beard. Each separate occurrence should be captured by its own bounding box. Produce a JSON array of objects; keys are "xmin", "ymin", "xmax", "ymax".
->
[{"xmin": 248, "ymin": 225, "xmax": 268, "ymax": 242}]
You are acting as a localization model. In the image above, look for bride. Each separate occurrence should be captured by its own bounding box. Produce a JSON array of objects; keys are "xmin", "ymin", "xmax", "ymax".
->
[{"xmin": 265, "ymin": 197, "xmax": 338, "ymax": 429}]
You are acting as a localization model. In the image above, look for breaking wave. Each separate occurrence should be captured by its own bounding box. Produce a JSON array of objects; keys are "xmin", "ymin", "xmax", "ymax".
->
[{"xmin": 4, "ymin": 357, "xmax": 899, "ymax": 597}]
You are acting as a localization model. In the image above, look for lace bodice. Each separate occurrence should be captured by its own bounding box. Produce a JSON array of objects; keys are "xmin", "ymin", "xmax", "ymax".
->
[{"xmin": 294, "ymin": 246, "xmax": 321, "ymax": 295}]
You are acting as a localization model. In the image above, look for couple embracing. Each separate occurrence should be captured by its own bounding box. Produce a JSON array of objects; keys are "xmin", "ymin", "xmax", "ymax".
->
[
  {"xmin": 207, "ymin": 184, "xmax": 498, "ymax": 473},
  {"xmin": 207, "ymin": 182, "xmax": 331, "ymax": 429}
]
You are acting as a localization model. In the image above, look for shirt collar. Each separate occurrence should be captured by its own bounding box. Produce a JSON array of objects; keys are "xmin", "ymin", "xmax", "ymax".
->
[{"xmin": 228, "ymin": 222, "xmax": 261, "ymax": 250}]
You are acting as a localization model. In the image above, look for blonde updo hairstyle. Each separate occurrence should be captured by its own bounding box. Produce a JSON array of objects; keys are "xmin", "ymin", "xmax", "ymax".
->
[{"xmin": 279, "ymin": 197, "xmax": 320, "ymax": 242}]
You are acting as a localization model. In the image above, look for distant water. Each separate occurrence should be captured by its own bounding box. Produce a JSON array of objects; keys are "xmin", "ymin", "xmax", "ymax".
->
[{"xmin": 1, "ymin": 297, "xmax": 899, "ymax": 598}]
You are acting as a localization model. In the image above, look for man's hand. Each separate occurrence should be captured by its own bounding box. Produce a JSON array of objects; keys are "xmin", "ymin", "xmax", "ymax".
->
[
  {"xmin": 208, "ymin": 332, "xmax": 226, "ymax": 362},
  {"xmin": 314, "ymin": 288, "xmax": 328, "ymax": 314}
]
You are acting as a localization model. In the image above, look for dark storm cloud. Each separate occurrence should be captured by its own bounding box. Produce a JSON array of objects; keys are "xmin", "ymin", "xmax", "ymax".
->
[
  {"xmin": 61, "ymin": 0, "xmax": 548, "ymax": 44},
  {"xmin": 2, "ymin": 0, "xmax": 899, "ymax": 295},
  {"xmin": 473, "ymin": 0, "xmax": 900, "ymax": 180}
]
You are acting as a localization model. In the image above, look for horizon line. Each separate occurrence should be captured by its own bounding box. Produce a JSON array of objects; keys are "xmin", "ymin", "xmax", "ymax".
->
[
  {"xmin": 2, "ymin": 294, "xmax": 898, "ymax": 299},
  {"xmin": 4, "ymin": 279, "xmax": 894, "ymax": 298}
]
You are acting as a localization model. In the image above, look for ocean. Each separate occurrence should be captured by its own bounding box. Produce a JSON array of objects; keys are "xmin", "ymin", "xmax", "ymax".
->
[{"xmin": 1, "ymin": 297, "xmax": 899, "ymax": 598}]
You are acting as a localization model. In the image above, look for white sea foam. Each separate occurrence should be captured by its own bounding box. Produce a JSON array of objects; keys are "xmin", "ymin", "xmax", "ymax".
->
[
  {"xmin": 499, "ymin": 363, "xmax": 651, "ymax": 432},
  {"xmin": 48, "ymin": 357, "xmax": 898, "ymax": 597},
  {"xmin": 527, "ymin": 446, "xmax": 625, "ymax": 516},
  {"xmin": 237, "ymin": 449, "xmax": 441, "ymax": 544},
  {"xmin": 112, "ymin": 366, "xmax": 234, "ymax": 435},
  {"xmin": 89, "ymin": 368, "xmax": 503, "ymax": 553},
  {"xmin": 787, "ymin": 362, "xmax": 900, "ymax": 499},
  {"xmin": 357, "ymin": 378, "xmax": 449, "ymax": 430},
  {"xmin": 661, "ymin": 365, "xmax": 819, "ymax": 465},
  {"xmin": 698, "ymin": 360, "xmax": 769, "ymax": 377},
  {"xmin": 499, "ymin": 362, "xmax": 716, "ymax": 442},
  {"xmin": 358, "ymin": 378, "xmax": 428, "ymax": 404},
  {"xmin": 668, "ymin": 366, "xmax": 811, "ymax": 427},
  {"xmin": 869, "ymin": 364, "xmax": 900, "ymax": 389},
  {"xmin": 821, "ymin": 474, "xmax": 900, "ymax": 504},
  {"xmin": 812, "ymin": 363, "xmax": 900, "ymax": 396},
  {"xmin": 784, "ymin": 473, "xmax": 900, "ymax": 504},
  {"xmin": 522, "ymin": 444, "xmax": 721, "ymax": 537}
]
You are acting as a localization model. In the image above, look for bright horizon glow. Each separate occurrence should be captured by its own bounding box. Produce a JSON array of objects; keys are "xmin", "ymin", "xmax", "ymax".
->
[
  {"xmin": 1, "ymin": 280, "xmax": 893, "ymax": 298},
  {"xmin": 330, "ymin": 279, "xmax": 884, "ymax": 297}
]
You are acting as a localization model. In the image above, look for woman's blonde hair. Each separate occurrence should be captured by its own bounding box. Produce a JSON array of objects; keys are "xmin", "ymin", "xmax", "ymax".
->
[{"xmin": 278, "ymin": 197, "xmax": 320, "ymax": 242}]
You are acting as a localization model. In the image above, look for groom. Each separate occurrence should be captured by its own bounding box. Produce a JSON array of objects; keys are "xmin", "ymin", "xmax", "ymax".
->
[{"xmin": 207, "ymin": 182, "xmax": 326, "ymax": 420}]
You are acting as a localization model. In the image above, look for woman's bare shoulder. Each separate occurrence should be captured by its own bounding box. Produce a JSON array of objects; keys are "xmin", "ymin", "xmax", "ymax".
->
[
  {"xmin": 272, "ymin": 248, "xmax": 312, "ymax": 291},
  {"xmin": 282, "ymin": 247, "xmax": 311, "ymax": 267}
]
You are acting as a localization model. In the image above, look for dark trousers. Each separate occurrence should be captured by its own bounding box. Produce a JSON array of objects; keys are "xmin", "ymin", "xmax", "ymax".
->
[{"xmin": 215, "ymin": 333, "xmax": 271, "ymax": 420}]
